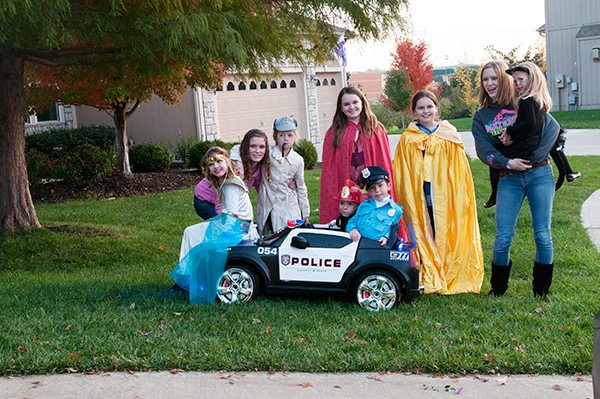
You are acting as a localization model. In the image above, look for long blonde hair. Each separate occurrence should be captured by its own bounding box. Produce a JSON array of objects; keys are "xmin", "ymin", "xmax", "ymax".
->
[
  {"xmin": 477, "ymin": 60, "xmax": 515, "ymax": 108},
  {"xmin": 510, "ymin": 61, "xmax": 553, "ymax": 113},
  {"xmin": 329, "ymin": 86, "xmax": 381, "ymax": 148},
  {"xmin": 202, "ymin": 147, "xmax": 238, "ymax": 188}
]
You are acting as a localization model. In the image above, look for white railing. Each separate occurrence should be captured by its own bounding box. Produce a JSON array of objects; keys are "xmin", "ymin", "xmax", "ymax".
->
[{"xmin": 25, "ymin": 121, "xmax": 69, "ymax": 135}]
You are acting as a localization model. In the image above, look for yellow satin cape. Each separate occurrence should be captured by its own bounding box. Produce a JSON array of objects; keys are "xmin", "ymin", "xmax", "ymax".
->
[{"xmin": 393, "ymin": 121, "xmax": 484, "ymax": 294}]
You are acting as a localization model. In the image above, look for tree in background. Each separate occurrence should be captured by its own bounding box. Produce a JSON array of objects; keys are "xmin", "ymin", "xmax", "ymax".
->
[
  {"xmin": 390, "ymin": 39, "xmax": 434, "ymax": 93},
  {"xmin": 438, "ymin": 65, "xmax": 478, "ymax": 120},
  {"xmin": 0, "ymin": 0, "xmax": 409, "ymax": 235},
  {"xmin": 383, "ymin": 67, "xmax": 413, "ymax": 128},
  {"xmin": 485, "ymin": 42, "xmax": 546, "ymax": 73}
]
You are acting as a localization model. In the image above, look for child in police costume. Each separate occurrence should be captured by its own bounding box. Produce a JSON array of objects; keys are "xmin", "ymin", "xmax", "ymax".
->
[{"xmin": 346, "ymin": 166, "xmax": 403, "ymax": 246}]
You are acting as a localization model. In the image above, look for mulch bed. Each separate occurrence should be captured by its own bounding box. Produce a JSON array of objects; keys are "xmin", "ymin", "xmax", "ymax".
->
[{"xmin": 31, "ymin": 168, "xmax": 203, "ymax": 203}]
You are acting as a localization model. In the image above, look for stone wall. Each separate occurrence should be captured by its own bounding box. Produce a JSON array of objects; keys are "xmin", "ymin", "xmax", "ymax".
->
[{"xmin": 202, "ymin": 89, "xmax": 220, "ymax": 140}]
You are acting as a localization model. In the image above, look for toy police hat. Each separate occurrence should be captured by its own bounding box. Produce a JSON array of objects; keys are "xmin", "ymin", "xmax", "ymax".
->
[
  {"xmin": 505, "ymin": 65, "xmax": 529, "ymax": 75},
  {"xmin": 273, "ymin": 115, "xmax": 298, "ymax": 131},
  {"xmin": 360, "ymin": 166, "xmax": 389, "ymax": 187}
]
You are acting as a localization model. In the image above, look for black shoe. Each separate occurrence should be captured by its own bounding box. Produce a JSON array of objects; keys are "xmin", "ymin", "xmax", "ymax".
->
[
  {"xmin": 566, "ymin": 172, "xmax": 581, "ymax": 182},
  {"xmin": 483, "ymin": 200, "xmax": 496, "ymax": 209},
  {"xmin": 489, "ymin": 261, "xmax": 512, "ymax": 296},
  {"xmin": 532, "ymin": 262, "xmax": 554, "ymax": 298}
]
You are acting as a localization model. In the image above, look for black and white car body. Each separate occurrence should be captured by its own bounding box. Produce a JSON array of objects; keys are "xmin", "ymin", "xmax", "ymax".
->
[{"xmin": 218, "ymin": 226, "xmax": 420, "ymax": 311}]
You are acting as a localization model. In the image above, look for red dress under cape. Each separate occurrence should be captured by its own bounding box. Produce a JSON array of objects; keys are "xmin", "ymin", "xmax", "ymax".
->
[{"xmin": 319, "ymin": 121, "xmax": 394, "ymax": 223}]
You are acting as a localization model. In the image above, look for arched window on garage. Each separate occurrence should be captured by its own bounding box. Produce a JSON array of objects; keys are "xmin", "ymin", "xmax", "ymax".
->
[
  {"xmin": 280, "ymin": 80, "xmax": 287, "ymax": 88},
  {"xmin": 238, "ymin": 82, "xmax": 246, "ymax": 90},
  {"xmin": 226, "ymin": 82, "xmax": 235, "ymax": 91},
  {"xmin": 270, "ymin": 80, "xmax": 277, "ymax": 89},
  {"xmin": 289, "ymin": 79, "xmax": 296, "ymax": 88},
  {"xmin": 260, "ymin": 81, "xmax": 268, "ymax": 89},
  {"xmin": 330, "ymin": 78, "xmax": 336, "ymax": 86},
  {"xmin": 249, "ymin": 81, "xmax": 257, "ymax": 90},
  {"xmin": 314, "ymin": 79, "xmax": 321, "ymax": 86},
  {"xmin": 322, "ymin": 78, "xmax": 329, "ymax": 86}
]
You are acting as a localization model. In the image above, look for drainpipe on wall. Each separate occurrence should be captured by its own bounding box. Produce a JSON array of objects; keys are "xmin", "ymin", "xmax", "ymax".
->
[
  {"xmin": 192, "ymin": 87, "xmax": 205, "ymax": 141},
  {"xmin": 303, "ymin": 68, "xmax": 313, "ymax": 142}
]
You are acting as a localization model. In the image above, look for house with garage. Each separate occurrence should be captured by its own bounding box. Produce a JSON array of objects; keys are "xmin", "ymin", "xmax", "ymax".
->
[{"xmin": 73, "ymin": 59, "xmax": 346, "ymax": 148}]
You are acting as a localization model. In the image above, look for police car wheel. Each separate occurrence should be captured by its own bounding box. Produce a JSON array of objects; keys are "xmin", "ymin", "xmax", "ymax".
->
[
  {"xmin": 217, "ymin": 265, "xmax": 259, "ymax": 304},
  {"xmin": 354, "ymin": 270, "xmax": 400, "ymax": 311}
]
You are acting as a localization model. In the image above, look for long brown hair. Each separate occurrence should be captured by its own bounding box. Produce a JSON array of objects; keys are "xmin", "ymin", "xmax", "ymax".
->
[
  {"xmin": 330, "ymin": 86, "xmax": 381, "ymax": 148},
  {"xmin": 202, "ymin": 147, "xmax": 237, "ymax": 188},
  {"xmin": 240, "ymin": 129, "xmax": 271, "ymax": 182},
  {"xmin": 477, "ymin": 60, "xmax": 515, "ymax": 108}
]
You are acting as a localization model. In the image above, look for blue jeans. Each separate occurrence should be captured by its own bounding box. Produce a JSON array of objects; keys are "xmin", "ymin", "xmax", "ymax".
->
[
  {"xmin": 193, "ymin": 196, "xmax": 217, "ymax": 220},
  {"xmin": 493, "ymin": 164, "xmax": 554, "ymax": 266}
]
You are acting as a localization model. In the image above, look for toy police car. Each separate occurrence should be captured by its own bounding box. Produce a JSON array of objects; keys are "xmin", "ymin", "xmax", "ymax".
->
[{"xmin": 217, "ymin": 225, "xmax": 420, "ymax": 311}]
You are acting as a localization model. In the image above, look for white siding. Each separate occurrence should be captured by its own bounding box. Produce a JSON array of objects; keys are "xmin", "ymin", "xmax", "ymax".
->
[{"xmin": 545, "ymin": 0, "xmax": 600, "ymax": 110}]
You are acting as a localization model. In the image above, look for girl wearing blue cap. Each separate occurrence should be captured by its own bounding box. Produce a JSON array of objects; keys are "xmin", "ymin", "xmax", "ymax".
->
[{"xmin": 256, "ymin": 116, "xmax": 310, "ymax": 235}]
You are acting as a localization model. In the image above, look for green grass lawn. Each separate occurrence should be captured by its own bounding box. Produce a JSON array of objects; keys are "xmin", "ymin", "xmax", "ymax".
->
[
  {"xmin": 1, "ymin": 157, "xmax": 598, "ymax": 375},
  {"xmin": 388, "ymin": 109, "xmax": 600, "ymax": 133}
]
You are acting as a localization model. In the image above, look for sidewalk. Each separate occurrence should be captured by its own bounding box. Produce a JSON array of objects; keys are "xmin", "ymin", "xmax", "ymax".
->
[{"xmin": 0, "ymin": 371, "xmax": 593, "ymax": 399}]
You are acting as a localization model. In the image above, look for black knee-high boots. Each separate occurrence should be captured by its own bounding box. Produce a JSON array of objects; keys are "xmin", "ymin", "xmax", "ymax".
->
[
  {"xmin": 532, "ymin": 261, "xmax": 554, "ymax": 297},
  {"xmin": 489, "ymin": 261, "xmax": 512, "ymax": 296}
]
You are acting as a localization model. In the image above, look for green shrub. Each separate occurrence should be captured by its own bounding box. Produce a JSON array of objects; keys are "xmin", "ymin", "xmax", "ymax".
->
[
  {"xmin": 129, "ymin": 143, "xmax": 174, "ymax": 173},
  {"xmin": 188, "ymin": 140, "xmax": 234, "ymax": 169},
  {"xmin": 26, "ymin": 125, "xmax": 115, "ymax": 157},
  {"xmin": 175, "ymin": 137, "xmax": 198, "ymax": 167},
  {"xmin": 63, "ymin": 144, "xmax": 116, "ymax": 183},
  {"xmin": 294, "ymin": 139, "xmax": 318, "ymax": 169},
  {"xmin": 26, "ymin": 149, "xmax": 55, "ymax": 185},
  {"xmin": 371, "ymin": 102, "xmax": 406, "ymax": 130}
]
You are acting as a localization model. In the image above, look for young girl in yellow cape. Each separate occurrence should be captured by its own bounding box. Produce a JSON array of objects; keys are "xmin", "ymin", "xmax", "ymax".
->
[{"xmin": 393, "ymin": 90, "xmax": 484, "ymax": 294}]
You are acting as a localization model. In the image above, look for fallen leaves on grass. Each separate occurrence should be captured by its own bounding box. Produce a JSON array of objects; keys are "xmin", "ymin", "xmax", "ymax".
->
[
  {"xmin": 515, "ymin": 344, "xmax": 527, "ymax": 353},
  {"xmin": 535, "ymin": 303, "xmax": 545, "ymax": 313}
]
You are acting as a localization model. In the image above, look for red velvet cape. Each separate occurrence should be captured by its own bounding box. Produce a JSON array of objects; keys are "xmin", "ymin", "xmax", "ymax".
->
[{"xmin": 319, "ymin": 121, "xmax": 394, "ymax": 223}]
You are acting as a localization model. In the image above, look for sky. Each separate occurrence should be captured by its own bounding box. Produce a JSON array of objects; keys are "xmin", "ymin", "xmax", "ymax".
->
[{"xmin": 344, "ymin": 0, "xmax": 546, "ymax": 71}]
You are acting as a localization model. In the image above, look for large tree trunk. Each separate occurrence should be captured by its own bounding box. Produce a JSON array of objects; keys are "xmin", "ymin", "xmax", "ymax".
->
[
  {"xmin": 113, "ymin": 105, "xmax": 132, "ymax": 176},
  {"xmin": 0, "ymin": 54, "xmax": 40, "ymax": 234}
]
